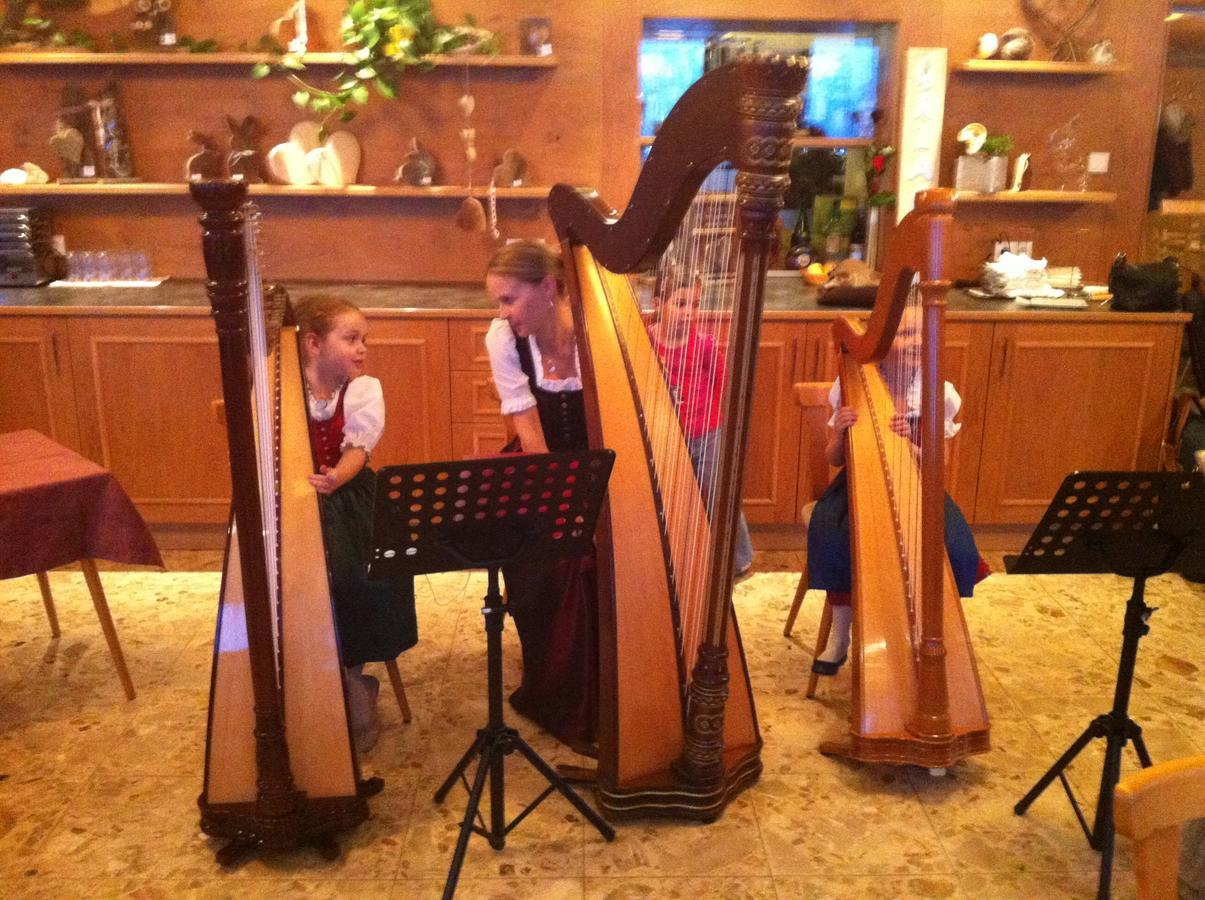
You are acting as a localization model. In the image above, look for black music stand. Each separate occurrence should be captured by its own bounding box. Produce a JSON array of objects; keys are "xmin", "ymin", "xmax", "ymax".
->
[
  {"xmin": 1007, "ymin": 471, "xmax": 1205, "ymax": 900},
  {"xmin": 368, "ymin": 450, "xmax": 617, "ymax": 900}
]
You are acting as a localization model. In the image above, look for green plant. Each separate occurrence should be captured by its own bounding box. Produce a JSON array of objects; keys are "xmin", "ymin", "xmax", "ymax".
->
[
  {"xmin": 1, "ymin": 15, "xmax": 97, "ymax": 50},
  {"xmin": 981, "ymin": 134, "xmax": 1015, "ymax": 157},
  {"xmin": 253, "ymin": 0, "xmax": 497, "ymax": 134}
]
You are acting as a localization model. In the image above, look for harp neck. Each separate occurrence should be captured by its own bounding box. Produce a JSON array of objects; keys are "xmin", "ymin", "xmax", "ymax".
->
[
  {"xmin": 834, "ymin": 188, "xmax": 954, "ymax": 364},
  {"xmin": 549, "ymin": 56, "xmax": 806, "ymax": 273}
]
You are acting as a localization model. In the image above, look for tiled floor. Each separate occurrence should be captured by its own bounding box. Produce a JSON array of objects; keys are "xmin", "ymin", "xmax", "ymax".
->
[{"xmin": 2, "ymin": 548, "xmax": 1202, "ymax": 898}]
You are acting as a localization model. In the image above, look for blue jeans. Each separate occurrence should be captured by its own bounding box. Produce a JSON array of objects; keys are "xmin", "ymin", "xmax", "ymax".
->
[{"xmin": 687, "ymin": 428, "xmax": 755, "ymax": 574}]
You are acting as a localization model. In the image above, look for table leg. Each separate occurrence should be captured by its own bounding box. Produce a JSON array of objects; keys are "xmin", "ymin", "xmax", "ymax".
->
[
  {"xmin": 79, "ymin": 559, "xmax": 136, "ymax": 701},
  {"xmin": 35, "ymin": 572, "xmax": 61, "ymax": 638}
]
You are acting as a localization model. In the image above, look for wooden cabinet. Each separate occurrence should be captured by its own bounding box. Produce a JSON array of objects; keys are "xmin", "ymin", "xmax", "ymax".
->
[
  {"xmin": 0, "ymin": 315, "xmax": 80, "ymax": 450},
  {"xmin": 65, "ymin": 313, "xmax": 231, "ymax": 525},
  {"xmin": 446, "ymin": 318, "xmax": 512, "ymax": 459},
  {"xmin": 741, "ymin": 322, "xmax": 804, "ymax": 524},
  {"xmin": 972, "ymin": 320, "xmax": 1181, "ymax": 524},
  {"xmin": 366, "ymin": 318, "xmax": 453, "ymax": 468}
]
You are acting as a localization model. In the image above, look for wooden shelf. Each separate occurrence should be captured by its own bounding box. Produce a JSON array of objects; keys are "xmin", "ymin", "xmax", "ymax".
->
[
  {"xmin": 953, "ymin": 59, "xmax": 1127, "ymax": 75},
  {"xmin": 954, "ymin": 189, "xmax": 1116, "ymax": 204},
  {"xmin": 0, "ymin": 51, "xmax": 557, "ymax": 68},
  {"xmin": 639, "ymin": 133, "xmax": 871, "ymax": 149},
  {"xmin": 0, "ymin": 182, "xmax": 551, "ymax": 200}
]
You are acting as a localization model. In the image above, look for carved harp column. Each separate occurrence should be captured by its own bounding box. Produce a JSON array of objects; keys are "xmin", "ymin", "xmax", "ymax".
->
[{"xmin": 549, "ymin": 56, "xmax": 807, "ymax": 820}]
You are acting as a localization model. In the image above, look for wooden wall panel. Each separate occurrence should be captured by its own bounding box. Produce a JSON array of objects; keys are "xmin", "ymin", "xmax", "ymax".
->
[{"xmin": 0, "ymin": 1, "xmax": 1171, "ymax": 284}]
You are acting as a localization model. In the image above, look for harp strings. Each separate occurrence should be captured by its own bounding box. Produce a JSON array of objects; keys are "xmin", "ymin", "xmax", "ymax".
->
[
  {"xmin": 243, "ymin": 200, "xmax": 283, "ymax": 679},
  {"xmin": 880, "ymin": 275, "xmax": 925, "ymax": 648},
  {"xmin": 647, "ymin": 165, "xmax": 742, "ymax": 672}
]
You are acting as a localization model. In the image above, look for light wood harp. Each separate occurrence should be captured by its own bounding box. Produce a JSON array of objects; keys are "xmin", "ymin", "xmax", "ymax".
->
[
  {"xmin": 548, "ymin": 56, "xmax": 807, "ymax": 819},
  {"xmin": 191, "ymin": 180, "xmax": 368, "ymax": 860},
  {"xmin": 823, "ymin": 189, "xmax": 991, "ymax": 768}
]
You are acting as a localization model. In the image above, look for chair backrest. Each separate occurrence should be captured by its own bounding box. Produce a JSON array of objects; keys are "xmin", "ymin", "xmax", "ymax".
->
[
  {"xmin": 1162, "ymin": 391, "xmax": 1204, "ymax": 472},
  {"xmin": 1115, "ymin": 754, "xmax": 1205, "ymax": 899},
  {"xmin": 795, "ymin": 381, "xmax": 836, "ymax": 523}
]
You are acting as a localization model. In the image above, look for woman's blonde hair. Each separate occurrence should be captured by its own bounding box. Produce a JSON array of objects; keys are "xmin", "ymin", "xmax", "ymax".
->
[
  {"xmin": 293, "ymin": 295, "xmax": 362, "ymax": 339},
  {"xmin": 486, "ymin": 239, "xmax": 564, "ymax": 291}
]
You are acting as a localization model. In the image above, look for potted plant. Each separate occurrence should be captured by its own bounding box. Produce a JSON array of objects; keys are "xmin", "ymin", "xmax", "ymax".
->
[{"xmin": 954, "ymin": 127, "xmax": 1013, "ymax": 193}]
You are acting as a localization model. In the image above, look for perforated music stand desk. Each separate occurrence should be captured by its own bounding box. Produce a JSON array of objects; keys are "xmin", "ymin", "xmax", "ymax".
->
[
  {"xmin": 369, "ymin": 450, "xmax": 617, "ymax": 900},
  {"xmin": 1007, "ymin": 471, "xmax": 1205, "ymax": 900}
]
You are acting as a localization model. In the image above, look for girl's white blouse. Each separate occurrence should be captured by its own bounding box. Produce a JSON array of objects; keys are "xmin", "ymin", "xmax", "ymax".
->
[
  {"xmin": 306, "ymin": 374, "xmax": 386, "ymax": 453},
  {"xmin": 485, "ymin": 318, "xmax": 583, "ymax": 416},
  {"xmin": 828, "ymin": 376, "xmax": 963, "ymax": 440}
]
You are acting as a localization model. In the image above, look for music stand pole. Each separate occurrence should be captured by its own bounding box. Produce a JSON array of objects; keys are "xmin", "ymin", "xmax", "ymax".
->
[
  {"xmin": 1006, "ymin": 471, "xmax": 1205, "ymax": 900},
  {"xmin": 367, "ymin": 451, "xmax": 618, "ymax": 899}
]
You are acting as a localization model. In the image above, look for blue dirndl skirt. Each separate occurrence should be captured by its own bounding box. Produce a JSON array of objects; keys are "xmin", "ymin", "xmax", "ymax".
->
[{"xmin": 806, "ymin": 469, "xmax": 981, "ymax": 597}]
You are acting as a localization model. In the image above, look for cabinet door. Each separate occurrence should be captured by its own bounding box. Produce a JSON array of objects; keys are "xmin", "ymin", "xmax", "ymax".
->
[
  {"xmin": 943, "ymin": 321, "xmax": 992, "ymax": 516},
  {"xmin": 741, "ymin": 321, "xmax": 803, "ymax": 524},
  {"xmin": 0, "ymin": 316, "xmax": 80, "ymax": 450},
  {"xmin": 66, "ymin": 314, "xmax": 231, "ymax": 525},
  {"xmin": 974, "ymin": 321, "xmax": 1180, "ymax": 525},
  {"xmin": 368, "ymin": 318, "xmax": 452, "ymax": 467}
]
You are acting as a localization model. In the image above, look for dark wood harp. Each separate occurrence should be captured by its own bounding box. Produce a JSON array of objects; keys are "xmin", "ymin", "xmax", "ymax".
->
[
  {"xmin": 191, "ymin": 180, "xmax": 369, "ymax": 860},
  {"xmin": 821, "ymin": 189, "xmax": 991, "ymax": 768},
  {"xmin": 548, "ymin": 56, "xmax": 807, "ymax": 819}
]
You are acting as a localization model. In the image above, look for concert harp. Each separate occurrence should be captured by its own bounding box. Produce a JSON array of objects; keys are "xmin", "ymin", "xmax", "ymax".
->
[
  {"xmin": 822, "ymin": 188, "xmax": 991, "ymax": 768},
  {"xmin": 191, "ymin": 180, "xmax": 369, "ymax": 861},
  {"xmin": 548, "ymin": 55, "xmax": 807, "ymax": 819}
]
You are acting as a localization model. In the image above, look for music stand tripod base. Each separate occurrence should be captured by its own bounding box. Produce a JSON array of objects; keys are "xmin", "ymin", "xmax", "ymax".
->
[
  {"xmin": 369, "ymin": 451, "xmax": 618, "ymax": 899},
  {"xmin": 1007, "ymin": 471, "xmax": 1205, "ymax": 900}
]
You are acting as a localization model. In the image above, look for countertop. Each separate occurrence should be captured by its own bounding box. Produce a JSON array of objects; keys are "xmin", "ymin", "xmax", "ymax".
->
[{"xmin": 0, "ymin": 277, "xmax": 1189, "ymax": 324}]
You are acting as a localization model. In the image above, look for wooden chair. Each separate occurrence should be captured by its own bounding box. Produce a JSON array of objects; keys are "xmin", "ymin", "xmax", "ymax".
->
[
  {"xmin": 1114, "ymin": 754, "xmax": 1205, "ymax": 899},
  {"xmin": 383, "ymin": 658, "xmax": 413, "ymax": 723},
  {"xmin": 1162, "ymin": 390, "xmax": 1204, "ymax": 472},
  {"xmin": 781, "ymin": 381, "xmax": 837, "ymax": 698}
]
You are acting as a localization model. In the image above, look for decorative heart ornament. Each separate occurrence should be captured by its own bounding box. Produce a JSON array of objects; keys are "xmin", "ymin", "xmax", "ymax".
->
[{"xmin": 267, "ymin": 124, "xmax": 361, "ymax": 187}]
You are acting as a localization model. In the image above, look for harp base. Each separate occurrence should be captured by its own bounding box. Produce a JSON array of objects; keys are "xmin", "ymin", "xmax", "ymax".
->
[
  {"xmin": 596, "ymin": 745, "xmax": 762, "ymax": 822},
  {"xmin": 818, "ymin": 730, "xmax": 991, "ymax": 770},
  {"xmin": 199, "ymin": 791, "xmax": 370, "ymax": 867}
]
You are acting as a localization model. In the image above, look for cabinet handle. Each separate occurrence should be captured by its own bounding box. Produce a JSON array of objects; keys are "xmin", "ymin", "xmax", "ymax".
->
[
  {"xmin": 50, "ymin": 331, "xmax": 61, "ymax": 377},
  {"xmin": 998, "ymin": 337, "xmax": 1010, "ymax": 378}
]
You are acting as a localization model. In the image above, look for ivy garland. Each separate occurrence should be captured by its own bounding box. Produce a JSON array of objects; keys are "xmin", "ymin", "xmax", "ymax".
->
[{"xmin": 253, "ymin": 0, "xmax": 497, "ymax": 133}]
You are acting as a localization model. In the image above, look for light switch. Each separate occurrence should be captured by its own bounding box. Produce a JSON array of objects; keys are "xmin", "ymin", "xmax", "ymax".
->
[{"xmin": 1087, "ymin": 152, "xmax": 1110, "ymax": 174}]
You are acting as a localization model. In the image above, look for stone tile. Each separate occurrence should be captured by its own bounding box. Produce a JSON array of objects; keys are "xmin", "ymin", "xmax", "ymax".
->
[
  {"xmin": 585, "ymin": 875, "xmax": 777, "ymax": 899},
  {"xmin": 583, "ymin": 793, "xmax": 767, "ymax": 878},
  {"xmin": 772, "ymin": 875, "xmax": 964, "ymax": 899}
]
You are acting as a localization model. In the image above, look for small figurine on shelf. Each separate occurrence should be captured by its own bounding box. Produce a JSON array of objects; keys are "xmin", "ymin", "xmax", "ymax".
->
[
  {"xmin": 185, "ymin": 131, "xmax": 225, "ymax": 181},
  {"xmin": 58, "ymin": 83, "xmax": 98, "ymax": 181},
  {"xmin": 492, "ymin": 148, "xmax": 527, "ymax": 187},
  {"xmin": 132, "ymin": 0, "xmax": 176, "ymax": 50},
  {"xmin": 226, "ymin": 116, "xmax": 267, "ymax": 184},
  {"xmin": 270, "ymin": 0, "xmax": 309, "ymax": 55},
  {"xmin": 394, "ymin": 138, "xmax": 438, "ymax": 186},
  {"xmin": 91, "ymin": 81, "xmax": 136, "ymax": 180},
  {"xmin": 49, "ymin": 118, "xmax": 86, "ymax": 180},
  {"xmin": 519, "ymin": 17, "xmax": 552, "ymax": 56}
]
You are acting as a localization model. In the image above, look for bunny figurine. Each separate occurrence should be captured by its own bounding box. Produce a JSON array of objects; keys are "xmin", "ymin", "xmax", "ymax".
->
[
  {"xmin": 185, "ymin": 131, "xmax": 225, "ymax": 181},
  {"xmin": 226, "ymin": 115, "xmax": 267, "ymax": 184}
]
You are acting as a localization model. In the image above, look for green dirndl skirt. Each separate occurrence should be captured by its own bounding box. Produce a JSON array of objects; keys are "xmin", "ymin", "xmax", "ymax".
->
[{"xmin": 320, "ymin": 467, "xmax": 418, "ymax": 667}]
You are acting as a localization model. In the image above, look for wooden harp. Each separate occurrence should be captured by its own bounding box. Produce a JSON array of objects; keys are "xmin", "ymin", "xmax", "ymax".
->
[
  {"xmin": 191, "ymin": 180, "xmax": 368, "ymax": 860},
  {"xmin": 549, "ymin": 56, "xmax": 807, "ymax": 819},
  {"xmin": 822, "ymin": 189, "xmax": 991, "ymax": 768}
]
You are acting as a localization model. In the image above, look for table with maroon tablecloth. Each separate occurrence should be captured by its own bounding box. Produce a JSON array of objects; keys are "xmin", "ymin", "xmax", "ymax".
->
[{"xmin": 0, "ymin": 430, "xmax": 163, "ymax": 699}]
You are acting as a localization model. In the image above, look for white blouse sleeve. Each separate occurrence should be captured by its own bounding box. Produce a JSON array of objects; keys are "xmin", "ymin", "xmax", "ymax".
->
[
  {"xmin": 943, "ymin": 381, "xmax": 963, "ymax": 440},
  {"xmin": 825, "ymin": 377, "xmax": 843, "ymax": 429},
  {"xmin": 341, "ymin": 375, "xmax": 386, "ymax": 454},
  {"xmin": 485, "ymin": 318, "xmax": 538, "ymax": 416}
]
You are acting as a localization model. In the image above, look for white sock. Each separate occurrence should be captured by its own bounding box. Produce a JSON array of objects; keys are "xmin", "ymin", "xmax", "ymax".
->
[{"xmin": 817, "ymin": 604, "xmax": 852, "ymax": 664}]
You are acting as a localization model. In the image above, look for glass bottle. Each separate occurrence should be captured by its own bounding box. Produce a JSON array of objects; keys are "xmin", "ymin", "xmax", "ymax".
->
[
  {"xmin": 848, "ymin": 208, "xmax": 867, "ymax": 262},
  {"xmin": 823, "ymin": 204, "xmax": 844, "ymax": 262},
  {"xmin": 787, "ymin": 206, "xmax": 811, "ymax": 269}
]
